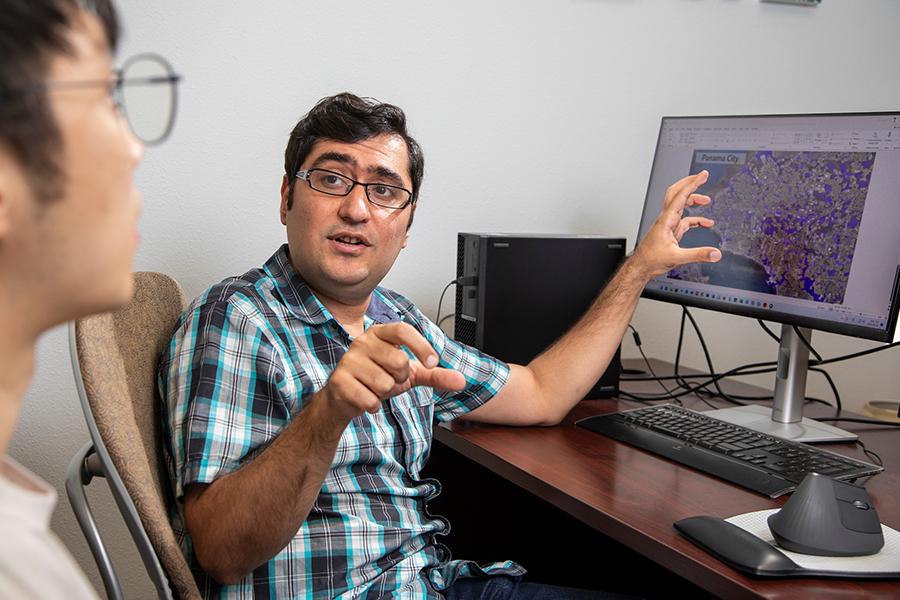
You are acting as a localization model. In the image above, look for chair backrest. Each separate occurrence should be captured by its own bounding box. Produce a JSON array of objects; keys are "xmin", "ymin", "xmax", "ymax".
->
[{"xmin": 72, "ymin": 271, "xmax": 199, "ymax": 599}]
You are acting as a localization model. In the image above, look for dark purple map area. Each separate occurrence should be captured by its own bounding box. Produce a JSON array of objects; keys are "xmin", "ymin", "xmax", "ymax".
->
[{"xmin": 670, "ymin": 150, "xmax": 875, "ymax": 304}]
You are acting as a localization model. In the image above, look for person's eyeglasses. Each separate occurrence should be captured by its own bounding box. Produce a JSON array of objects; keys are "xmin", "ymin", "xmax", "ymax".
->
[
  {"xmin": 4, "ymin": 53, "xmax": 180, "ymax": 146},
  {"xmin": 296, "ymin": 168, "xmax": 414, "ymax": 210}
]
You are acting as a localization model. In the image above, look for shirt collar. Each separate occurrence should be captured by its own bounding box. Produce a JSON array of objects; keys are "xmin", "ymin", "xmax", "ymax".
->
[{"xmin": 264, "ymin": 244, "xmax": 401, "ymax": 327}]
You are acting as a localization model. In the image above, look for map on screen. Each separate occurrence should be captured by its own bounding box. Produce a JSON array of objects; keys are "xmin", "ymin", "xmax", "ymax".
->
[{"xmin": 667, "ymin": 150, "xmax": 875, "ymax": 305}]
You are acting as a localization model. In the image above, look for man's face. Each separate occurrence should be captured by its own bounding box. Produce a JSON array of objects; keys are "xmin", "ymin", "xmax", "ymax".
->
[
  {"xmin": 11, "ymin": 10, "xmax": 144, "ymax": 325},
  {"xmin": 280, "ymin": 134, "xmax": 415, "ymax": 309}
]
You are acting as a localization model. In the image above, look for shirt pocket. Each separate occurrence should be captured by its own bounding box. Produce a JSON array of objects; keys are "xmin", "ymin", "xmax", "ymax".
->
[{"xmin": 385, "ymin": 390, "xmax": 434, "ymax": 476}]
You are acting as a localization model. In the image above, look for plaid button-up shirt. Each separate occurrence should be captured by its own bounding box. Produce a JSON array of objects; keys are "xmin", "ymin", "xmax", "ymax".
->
[{"xmin": 159, "ymin": 245, "xmax": 522, "ymax": 599}]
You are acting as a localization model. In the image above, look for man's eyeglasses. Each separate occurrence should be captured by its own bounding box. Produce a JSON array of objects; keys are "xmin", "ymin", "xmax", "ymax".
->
[
  {"xmin": 4, "ymin": 53, "xmax": 180, "ymax": 146},
  {"xmin": 296, "ymin": 168, "xmax": 414, "ymax": 210}
]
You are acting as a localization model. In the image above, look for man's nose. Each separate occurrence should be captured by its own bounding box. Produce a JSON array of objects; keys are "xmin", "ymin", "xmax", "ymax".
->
[{"xmin": 338, "ymin": 183, "xmax": 371, "ymax": 222}]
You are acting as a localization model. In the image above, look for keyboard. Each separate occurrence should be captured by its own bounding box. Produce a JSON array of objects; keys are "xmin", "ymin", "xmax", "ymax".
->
[{"xmin": 576, "ymin": 404, "xmax": 883, "ymax": 498}]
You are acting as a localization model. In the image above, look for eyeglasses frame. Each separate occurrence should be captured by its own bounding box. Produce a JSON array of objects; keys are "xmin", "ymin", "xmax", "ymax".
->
[
  {"xmin": 0, "ymin": 52, "xmax": 181, "ymax": 146},
  {"xmin": 295, "ymin": 168, "xmax": 415, "ymax": 210}
]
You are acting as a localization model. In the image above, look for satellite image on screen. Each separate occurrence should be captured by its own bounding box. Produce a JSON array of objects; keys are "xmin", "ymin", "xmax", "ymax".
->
[{"xmin": 669, "ymin": 150, "xmax": 875, "ymax": 304}]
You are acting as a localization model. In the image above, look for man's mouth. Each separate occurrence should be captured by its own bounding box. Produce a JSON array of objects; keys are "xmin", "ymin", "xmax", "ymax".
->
[{"xmin": 334, "ymin": 235, "xmax": 366, "ymax": 246}]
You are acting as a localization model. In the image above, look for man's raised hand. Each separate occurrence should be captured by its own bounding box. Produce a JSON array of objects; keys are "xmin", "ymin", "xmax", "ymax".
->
[{"xmin": 630, "ymin": 170, "xmax": 722, "ymax": 280}]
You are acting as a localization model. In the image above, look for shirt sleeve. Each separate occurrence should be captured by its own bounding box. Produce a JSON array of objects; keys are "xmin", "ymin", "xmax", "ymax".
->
[
  {"xmin": 431, "ymin": 335, "xmax": 510, "ymax": 422},
  {"xmin": 160, "ymin": 294, "xmax": 292, "ymax": 501},
  {"xmin": 399, "ymin": 302, "xmax": 510, "ymax": 422}
]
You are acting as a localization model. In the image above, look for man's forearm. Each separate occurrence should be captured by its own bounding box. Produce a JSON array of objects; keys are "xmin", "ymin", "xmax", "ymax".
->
[
  {"xmin": 465, "ymin": 257, "xmax": 647, "ymax": 426},
  {"xmin": 184, "ymin": 390, "xmax": 348, "ymax": 585},
  {"xmin": 522, "ymin": 258, "xmax": 646, "ymax": 418}
]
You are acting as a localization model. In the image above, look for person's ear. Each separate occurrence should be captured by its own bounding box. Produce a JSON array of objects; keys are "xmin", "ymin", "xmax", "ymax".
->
[
  {"xmin": 402, "ymin": 204, "xmax": 416, "ymax": 246},
  {"xmin": 0, "ymin": 150, "xmax": 19, "ymax": 242},
  {"xmin": 280, "ymin": 175, "xmax": 291, "ymax": 225},
  {"xmin": 0, "ymin": 192, "xmax": 10, "ymax": 242}
]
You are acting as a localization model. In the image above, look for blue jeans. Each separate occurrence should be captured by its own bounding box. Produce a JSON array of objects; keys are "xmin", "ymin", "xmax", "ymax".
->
[{"xmin": 444, "ymin": 576, "xmax": 643, "ymax": 600}]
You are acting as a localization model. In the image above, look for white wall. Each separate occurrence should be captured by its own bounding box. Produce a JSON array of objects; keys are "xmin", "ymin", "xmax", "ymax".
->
[{"xmin": 11, "ymin": 1, "xmax": 900, "ymax": 597}]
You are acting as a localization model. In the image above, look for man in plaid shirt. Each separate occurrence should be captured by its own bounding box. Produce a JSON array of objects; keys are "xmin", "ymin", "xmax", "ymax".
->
[{"xmin": 160, "ymin": 93, "xmax": 721, "ymax": 599}]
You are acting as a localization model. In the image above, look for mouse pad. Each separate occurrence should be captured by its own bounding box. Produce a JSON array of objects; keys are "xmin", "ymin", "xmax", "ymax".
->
[{"xmin": 728, "ymin": 509, "xmax": 900, "ymax": 577}]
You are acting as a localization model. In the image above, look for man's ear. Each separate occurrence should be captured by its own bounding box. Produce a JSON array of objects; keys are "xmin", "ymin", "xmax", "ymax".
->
[
  {"xmin": 280, "ymin": 175, "xmax": 291, "ymax": 225},
  {"xmin": 0, "ymin": 191, "xmax": 11, "ymax": 242},
  {"xmin": 403, "ymin": 204, "xmax": 416, "ymax": 245},
  {"xmin": 0, "ymin": 149, "xmax": 19, "ymax": 242}
]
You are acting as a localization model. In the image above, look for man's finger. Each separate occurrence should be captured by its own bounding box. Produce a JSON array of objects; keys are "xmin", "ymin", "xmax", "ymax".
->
[
  {"xmin": 685, "ymin": 193, "xmax": 711, "ymax": 208},
  {"xmin": 665, "ymin": 170, "xmax": 709, "ymax": 211},
  {"xmin": 410, "ymin": 363, "xmax": 466, "ymax": 393},
  {"xmin": 681, "ymin": 247, "xmax": 721, "ymax": 264},
  {"xmin": 325, "ymin": 367, "xmax": 385, "ymax": 417},
  {"xmin": 371, "ymin": 322, "xmax": 440, "ymax": 368},
  {"xmin": 674, "ymin": 216, "xmax": 715, "ymax": 240}
]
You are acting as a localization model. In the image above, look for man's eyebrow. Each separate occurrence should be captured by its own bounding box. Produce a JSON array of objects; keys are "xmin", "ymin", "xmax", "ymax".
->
[
  {"xmin": 311, "ymin": 151, "xmax": 407, "ymax": 187},
  {"xmin": 368, "ymin": 165, "xmax": 406, "ymax": 188},
  {"xmin": 310, "ymin": 152, "xmax": 356, "ymax": 169}
]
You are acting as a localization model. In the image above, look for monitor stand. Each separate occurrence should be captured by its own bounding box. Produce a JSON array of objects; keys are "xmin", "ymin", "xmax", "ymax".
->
[{"xmin": 709, "ymin": 325, "xmax": 857, "ymax": 443}]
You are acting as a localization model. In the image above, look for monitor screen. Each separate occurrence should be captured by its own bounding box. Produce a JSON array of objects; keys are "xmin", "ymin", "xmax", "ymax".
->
[{"xmin": 637, "ymin": 113, "xmax": 900, "ymax": 345}]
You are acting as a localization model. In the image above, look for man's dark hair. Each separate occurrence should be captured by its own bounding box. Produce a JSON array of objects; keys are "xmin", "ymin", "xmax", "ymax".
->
[
  {"xmin": 0, "ymin": 0, "xmax": 119, "ymax": 203},
  {"xmin": 283, "ymin": 93, "xmax": 425, "ymax": 226}
]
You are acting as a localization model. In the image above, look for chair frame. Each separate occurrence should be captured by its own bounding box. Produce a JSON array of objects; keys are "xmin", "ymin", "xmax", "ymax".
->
[
  {"xmin": 65, "ymin": 271, "xmax": 197, "ymax": 600},
  {"xmin": 66, "ymin": 319, "xmax": 177, "ymax": 600}
]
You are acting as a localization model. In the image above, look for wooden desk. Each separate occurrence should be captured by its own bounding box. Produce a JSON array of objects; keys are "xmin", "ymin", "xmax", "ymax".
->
[{"xmin": 426, "ymin": 360, "xmax": 900, "ymax": 600}]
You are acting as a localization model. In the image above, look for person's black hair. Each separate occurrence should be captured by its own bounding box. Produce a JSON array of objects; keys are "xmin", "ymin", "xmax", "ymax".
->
[
  {"xmin": 0, "ymin": 0, "xmax": 119, "ymax": 202},
  {"xmin": 283, "ymin": 92, "xmax": 424, "ymax": 227}
]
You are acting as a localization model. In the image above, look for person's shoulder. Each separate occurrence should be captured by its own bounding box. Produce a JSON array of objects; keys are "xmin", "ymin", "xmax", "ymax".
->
[
  {"xmin": 189, "ymin": 246, "xmax": 297, "ymax": 317},
  {"xmin": 189, "ymin": 268, "xmax": 269, "ymax": 309},
  {"xmin": 176, "ymin": 267, "xmax": 280, "ymax": 335}
]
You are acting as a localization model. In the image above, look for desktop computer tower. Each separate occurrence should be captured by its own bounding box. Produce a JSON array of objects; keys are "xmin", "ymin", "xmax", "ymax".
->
[{"xmin": 454, "ymin": 233, "xmax": 627, "ymax": 399}]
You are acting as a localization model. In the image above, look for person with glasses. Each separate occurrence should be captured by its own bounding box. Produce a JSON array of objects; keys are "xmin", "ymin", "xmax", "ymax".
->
[
  {"xmin": 160, "ymin": 92, "xmax": 719, "ymax": 599},
  {"xmin": 0, "ymin": 0, "xmax": 178, "ymax": 597}
]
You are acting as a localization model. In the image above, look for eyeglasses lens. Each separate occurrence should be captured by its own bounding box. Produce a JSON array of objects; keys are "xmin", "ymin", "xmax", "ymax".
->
[{"xmin": 119, "ymin": 56, "xmax": 177, "ymax": 145}]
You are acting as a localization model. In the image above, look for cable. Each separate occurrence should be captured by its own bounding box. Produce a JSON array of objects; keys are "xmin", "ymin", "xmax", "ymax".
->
[
  {"xmin": 814, "ymin": 339, "xmax": 900, "ymax": 366},
  {"xmin": 808, "ymin": 366, "xmax": 842, "ymax": 411},
  {"xmin": 669, "ymin": 309, "xmax": 722, "ymax": 407},
  {"xmin": 435, "ymin": 276, "xmax": 478, "ymax": 334},
  {"xmin": 683, "ymin": 308, "xmax": 742, "ymax": 407},
  {"xmin": 655, "ymin": 308, "xmax": 751, "ymax": 408},
  {"xmin": 792, "ymin": 325, "xmax": 824, "ymax": 364},
  {"xmin": 757, "ymin": 319, "xmax": 780, "ymax": 343},
  {"xmin": 625, "ymin": 324, "xmax": 681, "ymax": 404},
  {"xmin": 624, "ymin": 337, "xmax": 842, "ymax": 409},
  {"xmin": 813, "ymin": 416, "xmax": 900, "ymax": 428},
  {"xmin": 435, "ymin": 279, "xmax": 457, "ymax": 333},
  {"xmin": 855, "ymin": 439, "xmax": 883, "ymax": 467}
]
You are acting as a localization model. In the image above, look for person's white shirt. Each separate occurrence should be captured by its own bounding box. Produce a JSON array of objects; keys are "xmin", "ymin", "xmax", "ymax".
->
[{"xmin": 0, "ymin": 456, "xmax": 100, "ymax": 599}]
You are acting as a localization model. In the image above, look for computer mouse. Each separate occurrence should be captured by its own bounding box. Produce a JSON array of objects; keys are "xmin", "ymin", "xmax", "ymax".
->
[{"xmin": 767, "ymin": 472, "xmax": 883, "ymax": 557}]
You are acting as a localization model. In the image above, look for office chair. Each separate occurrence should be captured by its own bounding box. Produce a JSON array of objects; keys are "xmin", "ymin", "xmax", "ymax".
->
[{"xmin": 66, "ymin": 271, "xmax": 200, "ymax": 600}]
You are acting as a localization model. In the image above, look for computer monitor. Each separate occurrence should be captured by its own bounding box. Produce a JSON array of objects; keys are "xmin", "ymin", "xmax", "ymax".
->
[{"xmin": 636, "ymin": 112, "xmax": 900, "ymax": 442}]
